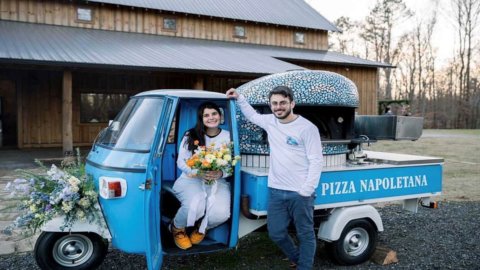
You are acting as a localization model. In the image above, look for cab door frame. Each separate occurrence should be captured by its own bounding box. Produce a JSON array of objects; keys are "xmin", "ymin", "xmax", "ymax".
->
[{"xmin": 144, "ymin": 96, "xmax": 178, "ymax": 270}]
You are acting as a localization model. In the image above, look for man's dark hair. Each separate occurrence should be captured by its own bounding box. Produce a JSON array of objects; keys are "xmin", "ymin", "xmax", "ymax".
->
[{"xmin": 268, "ymin": 86, "xmax": 295, "ymax": 102}]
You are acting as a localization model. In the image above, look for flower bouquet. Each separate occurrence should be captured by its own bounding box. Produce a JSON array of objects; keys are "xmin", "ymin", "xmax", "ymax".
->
[
  {"xmin": 3, "ymin": 151, "xmax": 100, "ymax": 234},
  {"xmin": 185, "ymin": 141, "xmax": 241, "ymax": 184}
]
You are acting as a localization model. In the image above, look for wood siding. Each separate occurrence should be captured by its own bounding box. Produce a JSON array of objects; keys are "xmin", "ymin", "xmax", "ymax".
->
[
  {"xmin": 296, "ymin": 63, "xmax": 379, "ymax": 115},
  {"xmin": 0, "ymin": 0, "xmax": 329, "ymax": 50},
  {"xmin": 6, "ymin": 69, "xmax": 247, "ymax": 148}
]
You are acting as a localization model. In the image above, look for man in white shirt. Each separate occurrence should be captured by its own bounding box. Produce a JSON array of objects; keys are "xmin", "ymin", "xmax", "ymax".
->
[{"xmin": 226, "ymin": 86, "xmax": 323, "ymax": 270}]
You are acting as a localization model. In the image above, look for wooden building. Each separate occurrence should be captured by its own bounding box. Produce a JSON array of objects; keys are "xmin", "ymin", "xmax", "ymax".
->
[{"xmin": 0, "ymin": 0, "xmax": 390, "ymax": 152}]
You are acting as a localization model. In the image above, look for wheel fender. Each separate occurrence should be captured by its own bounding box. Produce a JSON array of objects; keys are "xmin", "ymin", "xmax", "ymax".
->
[
  {"xmin": 42, "ymin": 216, "xmax": 111, "ymax": 240},
  {"xmin": 317, "ymin": 205, "xmax": 383, "ymax": 242}
]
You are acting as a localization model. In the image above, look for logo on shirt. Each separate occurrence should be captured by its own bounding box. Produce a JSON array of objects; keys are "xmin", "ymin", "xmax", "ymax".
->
[{"xmin": 286, "ymin": 136, "xmax": 299, "ymax": 146}]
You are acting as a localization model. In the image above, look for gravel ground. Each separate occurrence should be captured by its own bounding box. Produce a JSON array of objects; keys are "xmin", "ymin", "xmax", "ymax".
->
[{"xmin": 1, "ymin": 201, "xmax": 479, "ymax": 269}]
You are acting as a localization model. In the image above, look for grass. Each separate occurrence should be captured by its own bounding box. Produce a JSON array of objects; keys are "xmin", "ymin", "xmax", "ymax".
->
[{"xmin": 367, "ymin": 129, "xmax": 480, "ymax": 201}]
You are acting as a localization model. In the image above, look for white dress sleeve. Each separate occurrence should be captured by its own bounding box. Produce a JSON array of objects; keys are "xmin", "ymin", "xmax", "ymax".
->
[{"xmin": 176, "ymin": 135, "xmax": 198, "ymax": 176}]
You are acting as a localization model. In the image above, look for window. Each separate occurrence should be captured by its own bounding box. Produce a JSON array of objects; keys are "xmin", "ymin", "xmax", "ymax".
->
[
  {"xmin": 76, "ymin": 7, "xmax": 93, "ymax": 23},
  {"xmin": 294, "ymin": 32, "xmax": 305, "ymax": 44},
  {"xmin": 80, "ymin": 93, "xmax": 129, "ymax": 123},
  {"xmin": 167, "ymin": 116, "xmax": 176, "ymax": 143},
  {"xmin": 163, "ymin": 17, "xmax": 177, "ymax": 31},
  {"xmin": 97, "ymin": 97, "xmax": 165, "ymax": 151},
  {"xmin": 233, "ymin": 26, "xmax": 246, "ymax": 38}
]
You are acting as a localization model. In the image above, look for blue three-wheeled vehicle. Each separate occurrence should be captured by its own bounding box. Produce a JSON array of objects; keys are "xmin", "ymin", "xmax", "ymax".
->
[{"xmin": 33, "ymin": 71, "xmax": 442, "ymax": 269}]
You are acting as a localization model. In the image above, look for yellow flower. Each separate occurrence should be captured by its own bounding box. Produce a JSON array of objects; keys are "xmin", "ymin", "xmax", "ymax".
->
[{"xmin": 223, "ymin": 154, "xmax": 232, "ymax": 162}]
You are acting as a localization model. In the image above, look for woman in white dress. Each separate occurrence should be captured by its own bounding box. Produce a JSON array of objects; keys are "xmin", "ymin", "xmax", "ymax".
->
[{"xmin": 171, "ymin": 102, "xmax": 231, "ymax": 250}]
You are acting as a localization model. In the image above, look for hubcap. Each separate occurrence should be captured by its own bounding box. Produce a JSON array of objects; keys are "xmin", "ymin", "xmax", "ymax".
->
[
  {"xmin": 53, "ymin": 234, "xmax": 94, "ymax": 267},
  {"xmin": 342, "ymin": 227, "xmax": 369, "ymax": 256}
]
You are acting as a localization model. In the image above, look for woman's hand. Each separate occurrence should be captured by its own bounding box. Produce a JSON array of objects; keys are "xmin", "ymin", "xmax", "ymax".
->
[{"xmin": 201, "ymin": 170, "xmax": 223, "ymax": 183}]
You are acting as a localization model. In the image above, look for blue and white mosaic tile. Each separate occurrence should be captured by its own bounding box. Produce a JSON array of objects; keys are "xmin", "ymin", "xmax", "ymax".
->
[{"xmin": 236, "ymin": 70, "xmax": 358, "ymax": 155}]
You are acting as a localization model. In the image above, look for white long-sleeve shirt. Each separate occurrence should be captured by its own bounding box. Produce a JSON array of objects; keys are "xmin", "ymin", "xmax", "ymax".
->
[
  {"xmin": 237, "ymin": 94, "xmax": 323, "ymax": 196},
  {"xmin": 177, "ymin": 129, "xmax": 231, "ymax": 178}
]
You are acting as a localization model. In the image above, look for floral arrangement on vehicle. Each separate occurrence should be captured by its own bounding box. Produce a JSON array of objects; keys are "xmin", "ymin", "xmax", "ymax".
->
[
  {"xmin": 186, "ymin": 141, "xmax": 241, "ymax": 184},
  {"xmin": 3, "ymin": 150, "xmax": 100, "ymax": 234}
]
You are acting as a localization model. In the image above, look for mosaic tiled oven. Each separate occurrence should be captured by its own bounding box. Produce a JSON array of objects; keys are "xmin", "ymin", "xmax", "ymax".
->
[{"xmin": 236, "ymin": 70, "xmax": 359, "ymax": 167}]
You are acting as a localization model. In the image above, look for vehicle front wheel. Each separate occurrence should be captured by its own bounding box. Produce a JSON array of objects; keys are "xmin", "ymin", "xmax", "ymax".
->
[
  {"xmin": 34, "ymin": 232, "xmax": 108, "ymax": 270},
  {"xmin": 325, "ymin": 219, "xmax": 377, "ymax": 265}
]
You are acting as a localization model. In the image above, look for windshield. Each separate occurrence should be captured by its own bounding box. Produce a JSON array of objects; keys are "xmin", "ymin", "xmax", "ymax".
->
[{"xmin": 97, "ymin": 97, "xmax": 165, "ymax": 151}]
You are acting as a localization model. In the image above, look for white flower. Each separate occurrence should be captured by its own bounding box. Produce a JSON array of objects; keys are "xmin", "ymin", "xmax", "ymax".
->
[
  {"xmin": 76, "ymin": 210, "xmax": 86, "ymax": 220},
  {"xmin": 4, "ymin": 182, "xmax": 12, "ymax": 191},
  {"xmin": 61, "ymin": 201, "xmax": 73, "ymax": 213},
  {"xmin": 223, "ymin": 154, "xmax": 232, "ymax": 162},
  {"xmin": 216, "ymin": 159, "xmax": 228, "ymax": 167},
  {"xmin": 78, "ymin": 198, "xmax": 91, "ymax": 208},
  {"xmin": 68, "ymin": 176, "xmax": 81, "ymax": 187},
  {"xmin": 205, "ymin": 154, "xmax": 216, "ymax": 163},
  {"xmin": 47, "ymin": 164, "xmax": 65, "ymax": 181},
  {"xmin": 70, "ymin": 185, "xmax": 79, "ymax": 193}
]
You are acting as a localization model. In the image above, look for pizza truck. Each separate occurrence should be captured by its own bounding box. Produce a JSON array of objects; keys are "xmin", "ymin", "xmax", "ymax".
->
[{"xmin": 33, "ymin": 70, "xmax": 442, "ymax": 269}]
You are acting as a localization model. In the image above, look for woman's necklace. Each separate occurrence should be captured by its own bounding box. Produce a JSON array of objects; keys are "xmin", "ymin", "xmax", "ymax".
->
[{"xmin": 206, "ymin": 128, "xmax": 221, "ymax": 137}]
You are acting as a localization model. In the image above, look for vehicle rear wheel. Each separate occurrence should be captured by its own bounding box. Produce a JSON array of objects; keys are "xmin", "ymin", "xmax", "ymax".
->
[
  {"xmin": 325, "ymin": 219, "xmax": 377, "ymax": 265},
  {"xmin": 34, "ymin": 232, "xmax": 108, "ymax": 270}
]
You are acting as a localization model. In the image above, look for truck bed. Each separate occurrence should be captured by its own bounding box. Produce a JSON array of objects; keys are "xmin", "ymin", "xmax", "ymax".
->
[{"xmin": 241, "ymin": 151, "xmax": 443, "ymax": 216}]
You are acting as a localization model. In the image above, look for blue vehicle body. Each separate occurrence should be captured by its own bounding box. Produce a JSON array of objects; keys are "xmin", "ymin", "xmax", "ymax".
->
[{"xmin": 37, "ymin": 71, "xmax": 442, "ymax": 270}]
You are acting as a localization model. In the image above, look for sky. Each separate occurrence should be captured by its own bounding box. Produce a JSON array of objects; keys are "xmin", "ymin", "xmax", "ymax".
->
[{"xmin": 306, "ymin": 0, "xmax": 458, "ymax": 66}]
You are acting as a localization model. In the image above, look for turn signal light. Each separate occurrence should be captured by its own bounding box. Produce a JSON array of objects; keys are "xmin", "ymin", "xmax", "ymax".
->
[{"xmin": 99, "ymin": 177, "xmax": 127, "ymax": 199}]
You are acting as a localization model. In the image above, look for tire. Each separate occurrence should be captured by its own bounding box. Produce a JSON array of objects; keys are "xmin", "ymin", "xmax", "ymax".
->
[
  {"xmin": 325, "ymin": 219, "xmax": 377, "ymax": 265},
  {"xmin": 34, "ymin": 232, "xmax": 108, "ymax": 270}
]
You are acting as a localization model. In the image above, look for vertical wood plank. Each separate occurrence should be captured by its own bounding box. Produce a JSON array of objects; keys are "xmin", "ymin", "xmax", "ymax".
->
[
  {"xmin": 16, "ymin": 74, "xmax": 23, "ymax": 148},
  {"xmin": 53, "ymin": 0, "xmax": 62, "ymax": 25},
  {"xmin": 129, "ymin": 8, "xmax": 136, "ymax": 32},
  {"xmin": 193, "ymin": 75, "xmax": 204, "ymax": 90},
  {"xmin": 114, "ymin": 6, "xmax": 122, "ymax": 31},
  {"xmin": 27, "ymin": 0, "xmax": 36, "ymax": 23},
  {"xmin": 62, "ymin": 70, "xmax": 73, "ymax": 155},
  {"xmin": 37, "ymin": 0, "xmax": 45, "ymax": 24},
  {"xmin": 18, "ymin": 0, "xmax": 27, "ymax": 22}
]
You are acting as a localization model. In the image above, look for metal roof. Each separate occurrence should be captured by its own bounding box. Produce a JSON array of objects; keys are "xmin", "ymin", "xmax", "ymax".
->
[
  {"xmin": 86, "ymin": 0, "xmax": 339, "ymax": 32},
  {"xmin": 0, "ymin": 21, "xmax": 391, "ymax": 76},
  {"xmin": 135, "ymin": 90, "xmax": 227, "ymax": 99}
]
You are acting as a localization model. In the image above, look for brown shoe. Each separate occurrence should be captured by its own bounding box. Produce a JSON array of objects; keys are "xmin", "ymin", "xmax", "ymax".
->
[
  {"xmin": 190, "ymin": 228, "xmax": 205, "ymax": 245},
  {"xmin": 171, "ymin": 224, "xmax": 192, "ymax": 250}
]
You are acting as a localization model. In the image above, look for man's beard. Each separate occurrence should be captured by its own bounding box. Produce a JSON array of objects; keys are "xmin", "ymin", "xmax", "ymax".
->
[{"xmin": 274, "ymin": 108, "xmax": 292, "ymax": 120}]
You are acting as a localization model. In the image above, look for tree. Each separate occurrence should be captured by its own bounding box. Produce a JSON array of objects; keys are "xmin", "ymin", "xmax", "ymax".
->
[
  {"xmin": 452, "ymin": 0, "xmax": 480, "ymax": 128},
  {"xmin": 330, "ymin": 16, "xmax": 358, "ymax": 56},
  {"xmin": 360, "ymin": 0, "xmax": 413, "ymax": 100}
]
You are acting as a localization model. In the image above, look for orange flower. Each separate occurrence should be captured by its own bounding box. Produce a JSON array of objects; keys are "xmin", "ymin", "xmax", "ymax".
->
[
  {"xmin": 186, "ymin": 159, "xmax": 196, "ymax": 167},
  {"xmin": 194, "ymin": 140, "xmax": 199, "ymax": 146},
  {"xmin": 202, "ymin": 160, "xmax": 211, "ymax": 168}
]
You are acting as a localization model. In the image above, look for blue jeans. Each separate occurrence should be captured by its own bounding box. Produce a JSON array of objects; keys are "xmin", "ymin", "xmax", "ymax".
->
[{"xmin": 267, "ymin": 188, "xmax": 316, "ymax": 270}]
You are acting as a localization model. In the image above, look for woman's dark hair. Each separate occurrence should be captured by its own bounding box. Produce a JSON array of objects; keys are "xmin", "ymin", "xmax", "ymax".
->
[{"xmin": 184, "ymin": 101, "xmax": 222, "ymax": 153}]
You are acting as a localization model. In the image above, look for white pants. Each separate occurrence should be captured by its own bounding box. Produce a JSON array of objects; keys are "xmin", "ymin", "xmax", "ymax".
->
[{"xmin": 172, "ymin": 176, "xmax": 231, "ymax": 233}]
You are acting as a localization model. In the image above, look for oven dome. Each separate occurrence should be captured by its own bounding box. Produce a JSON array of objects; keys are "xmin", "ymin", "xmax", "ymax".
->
[{"xmin": 237, "ymin": 70, "xmax": 359, "ymax": 107}]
